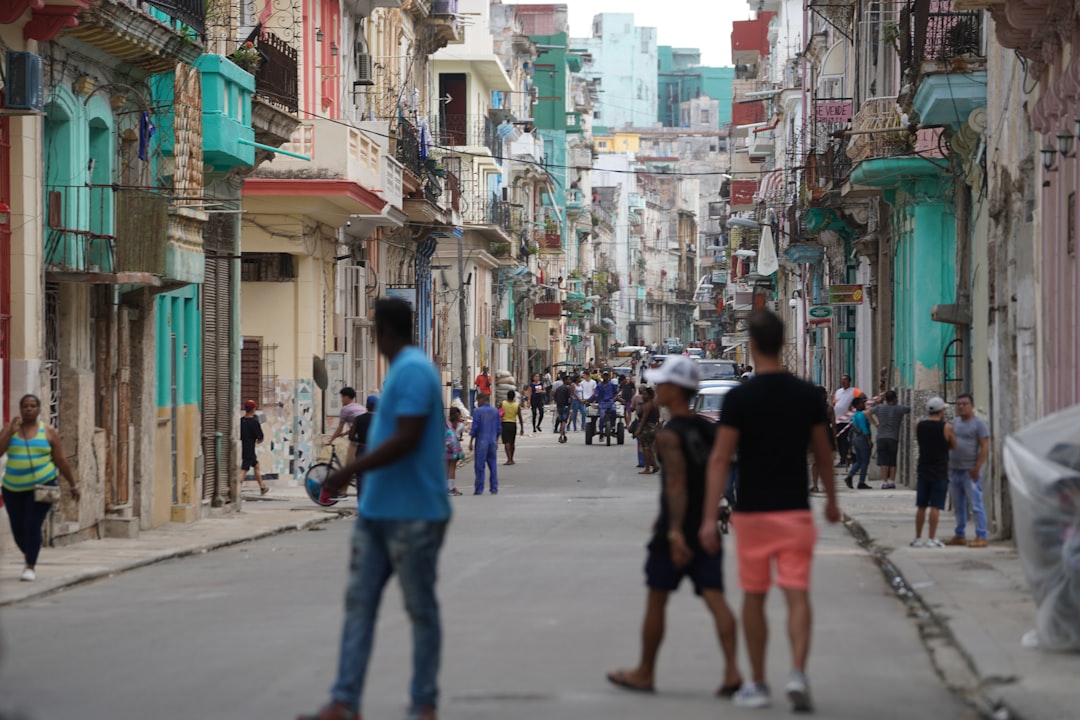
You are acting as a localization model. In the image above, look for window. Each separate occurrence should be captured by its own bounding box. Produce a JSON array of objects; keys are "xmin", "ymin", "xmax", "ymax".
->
[
  {"xmin": 241, "ymin": 337, "xmax": 277, "ymax": 405},
  {"xmin": 241, "ymin": 252, "xmax": 296, "ymax": 281},
  {"xmin": 598, "ymin": 140, "xmax": 608, "ymax": 148},
  {"xmin": 593, "ymin": 110, "xmax": 601, "ymax": 119},
  {"xmin": 700, "ymin": 109, "xmax": 709, "ymax": 123}
]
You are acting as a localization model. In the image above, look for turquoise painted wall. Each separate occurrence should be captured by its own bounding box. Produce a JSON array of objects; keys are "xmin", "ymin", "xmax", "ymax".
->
[
  {"xmin": 156, "ymin": 286, "xmax": 201, "ymax": 407},
  {"xmin": 532, "ymin": 32, "xmax": 570, "ymax": 249},
  {"xmin": 890, "ymin": 185, "xmax": 956, "ymax": 387}
]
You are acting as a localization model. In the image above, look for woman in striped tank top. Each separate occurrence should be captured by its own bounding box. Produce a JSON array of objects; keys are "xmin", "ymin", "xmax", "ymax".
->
[{"xmin": 1, "ymin": 394, "xmax": 79, "ymax": 581}]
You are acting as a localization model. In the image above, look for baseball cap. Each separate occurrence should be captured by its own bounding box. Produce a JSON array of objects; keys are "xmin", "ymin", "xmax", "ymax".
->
[
  {"xmin": 927, "ymin": 397, "xmax": 946, "ymax": 412},
  {"xmin": 644, "ymin": 355, "xmax": 701, "ymax": 390},
  {"xmin": 365, "ymin": 395, "xmax": 379, "ymax": 411},
  {"xmin": 244, "ymin": 400, "xmax": 257, "ymax": 411}
]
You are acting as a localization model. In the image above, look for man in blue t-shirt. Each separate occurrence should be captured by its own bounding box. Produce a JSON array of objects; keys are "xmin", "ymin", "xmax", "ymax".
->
[{"xmin": 302, "ymin": 298, "xmax": 450, "ymax": 720}]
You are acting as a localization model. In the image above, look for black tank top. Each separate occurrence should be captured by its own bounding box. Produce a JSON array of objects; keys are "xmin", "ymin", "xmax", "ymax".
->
[
  {"xmin": 650, "ymin": 414, "xmax": 717, "ymax": 551},
  {"xmin": 916, "ymin": 419, "xmax": 949, "ymax": 472}
]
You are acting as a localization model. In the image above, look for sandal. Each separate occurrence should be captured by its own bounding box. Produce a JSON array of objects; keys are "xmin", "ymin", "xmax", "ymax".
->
[
  {"xmin": 260, "ymin": 487, "xmax": 270, "ymax": 496},
  {"xmin": 606, "ymin": 669, "xmax": 654, "ymax": 693}
]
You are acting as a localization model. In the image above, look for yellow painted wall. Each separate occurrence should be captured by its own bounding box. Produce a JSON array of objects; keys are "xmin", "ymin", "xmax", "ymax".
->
[{"xmin": 153, "ymin": 403, "xmax": 201, "ymax": 525}]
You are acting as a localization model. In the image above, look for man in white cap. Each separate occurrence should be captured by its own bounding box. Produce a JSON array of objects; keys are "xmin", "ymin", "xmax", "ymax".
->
[
  {"xmin": 606, "ymin": 355, "xmax": 743, "ymax": 697},
  {"xmin": 911, "ymin": 397, "xmax": 956, "ymax": 548}
]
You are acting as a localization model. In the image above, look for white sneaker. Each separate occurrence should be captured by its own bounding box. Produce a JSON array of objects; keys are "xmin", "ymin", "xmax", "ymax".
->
[
  {"xmin": 20, "ymin": 567, "xmax": 36, "ymax": 582},
  {"xmin": 733, "ymin": 682, "xmax": 771, "ymax": 709},
  {"xmin": 909, "ymin": 538, "xmax": 926, "ymax": 548},
  {"xmin": 926, "ymin": 538, "xmax": 945, "ymax": 548},
  {"xmin": 785, "ymin": 671, "xmax": 813, "ymax": 713}
]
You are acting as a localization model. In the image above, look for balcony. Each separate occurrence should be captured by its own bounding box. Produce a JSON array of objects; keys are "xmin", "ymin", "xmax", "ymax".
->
[
  {"xmin": 194, "ymin": 55, "xmax": 255, "ymax": 171},
  {"xmin": 537, "ymin": 231, "xmax": 562, "ymax": 253},
  {"xmin": 462, "ymin": 192, "xmax": 517, "ymax": 245},
  {"xmin": 65, "ymin": 0, "xmax": 203, "ymax": 73},
  {"xmin": 566, "ymin": 187, "xmax": 585, "ymax": 217},
  {"xmin": 427, "ymin": 0, "xmax": 463, "ymax": 46},
  {"xmin": 729, "ymin": 180, "xmax": 759, "ymax": 210},
  {"xmin": 44, "ymin": 186, "xmax": 171, "ymax": 285},
  {"xmin": 904, "ymin": 2, "xmax": 987, "ymax": 128},
  {"xmin": 254, "ymin": 32, "xmax": 299, "ymax": 114},
  {"xmin": 441, "ymin": 114, "xmax": 505, "ymax": 172},
  {"xmin": 731, "ymin": 102, "xmax": 766, "ymax": 131},
  {"xmin": 847, "ymin": 98, "xmax": 945, "ymax": 188},
  {"xmin": 748, "ymin": 127, "xmax": 775, "ymax": 160},
  {"xmin": 245, "ymin": 118, "xmax": 389, "ymax": 226},
  {"xmin": 510, "ymin": 132, "xmax": 545, "ymax": 165},
  {"xmin": 396, "ymin": 117, "xmax": 451, "ymax": 222}
]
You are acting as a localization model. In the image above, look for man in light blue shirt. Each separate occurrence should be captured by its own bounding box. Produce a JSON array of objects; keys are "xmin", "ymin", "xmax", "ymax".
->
[{"xmin": 302, "ymin": 298, "xmax": 450, "ymax": 720}]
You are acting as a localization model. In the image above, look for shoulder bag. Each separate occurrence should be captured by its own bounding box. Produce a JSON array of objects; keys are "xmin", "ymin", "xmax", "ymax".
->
[{"xmin": 22, "ymin": 436, "xmax": 61, "ymax": 504}]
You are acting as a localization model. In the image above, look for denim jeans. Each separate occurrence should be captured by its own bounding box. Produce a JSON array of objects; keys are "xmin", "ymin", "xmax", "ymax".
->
[
  {"xmin": 1, "ymin": 486, "xmax": 53, "ymax": 566},
  {"xmin": 571, "ymin": 397, "xmax": 584, "ymax": 430},
  {"xmin": 950, "ymin": 470, "xmax": 988, "ymax": 539},
  {"xmin": 331, "ymin": 518, "xmax": 448, "ymax": 714},
  {"xmin": 474, "ymin": 438, "xmax": 498, "ymax": 493},
  {"xmin": 846, "ymin": 433, "xmax": 871, "ymax": 485}
]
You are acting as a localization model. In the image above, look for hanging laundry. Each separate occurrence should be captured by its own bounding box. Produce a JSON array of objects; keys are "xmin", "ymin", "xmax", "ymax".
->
[{"xmin": 138, "ymin": 110, "xmax": 155, "ymax": 161}]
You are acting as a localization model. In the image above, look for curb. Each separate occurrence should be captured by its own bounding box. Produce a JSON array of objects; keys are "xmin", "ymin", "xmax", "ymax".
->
[
  {"xmin": 0, "ymin": 510, "xmax": 348, "ymax": 609},
  {"xmin": 842, "ymin": 511, "xmax": 1026, "ymax": 720}
]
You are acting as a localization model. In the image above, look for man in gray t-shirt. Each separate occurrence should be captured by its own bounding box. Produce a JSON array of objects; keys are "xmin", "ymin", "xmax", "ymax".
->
[
  {"xmin": 946, "ymin": 393, "xmax": 990, "ymax": 547},
  {"xmin": 870, "ymin": 390, "xmax": 910, "ymax": 489}
]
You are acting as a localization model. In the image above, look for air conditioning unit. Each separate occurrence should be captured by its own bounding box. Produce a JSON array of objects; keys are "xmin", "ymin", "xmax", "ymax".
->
[
  {"xmin": 355, "ymin": 53, "xmax": 374, "ymax": 87},
  {"xmin": 4, "ymin": 52, "xmax": 44, "ymax": 113}
]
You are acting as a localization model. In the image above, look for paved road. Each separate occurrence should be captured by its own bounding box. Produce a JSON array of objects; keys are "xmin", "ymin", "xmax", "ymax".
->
[{"xmin": 0, "ymin": 430, "xmax": 976, "ymax": 720}]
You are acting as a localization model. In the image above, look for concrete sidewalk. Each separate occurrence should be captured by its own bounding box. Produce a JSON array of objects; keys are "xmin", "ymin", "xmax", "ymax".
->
[
  {"xmin": 839, "ymin": 485, "xmax": 1080, "ymax": 720},
  {"xmin": 0, "ymin": 484, "xmax": 349, "ymax": 608}
]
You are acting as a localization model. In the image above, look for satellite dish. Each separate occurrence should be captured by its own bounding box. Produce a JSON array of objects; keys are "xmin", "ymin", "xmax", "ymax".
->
[{"xmin": 313, "ymin": 355, "xmax": 329, "ymax": 391}]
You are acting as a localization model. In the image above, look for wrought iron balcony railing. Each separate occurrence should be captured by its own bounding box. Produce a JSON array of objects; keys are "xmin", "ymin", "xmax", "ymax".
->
[
  {"xmin": 254, "ymin": 32, "xmax": 298, "ymax": 113},
  {"xmin": 127, "ymin": 0, "xmax": 205, "ymax": 37},
  {"xmin": 902, "ymin": 0, "xmax": 984, "ymax": 69}
]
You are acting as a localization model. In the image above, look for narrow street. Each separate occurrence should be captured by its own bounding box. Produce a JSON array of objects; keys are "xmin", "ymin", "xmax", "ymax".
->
[{"xmin": 1, "ymin": 433, "xmax": 976, "ymax": 720}]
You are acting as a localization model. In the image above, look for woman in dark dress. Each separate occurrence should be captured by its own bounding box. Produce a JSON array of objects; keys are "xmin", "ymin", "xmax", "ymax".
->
[
  {"xmin": 240, "ymin": 400, "xmax": 269, "ymax": 495},
  {"xmin": 529, "ymin": 373, "xmax": 546, "ymax": 433}
]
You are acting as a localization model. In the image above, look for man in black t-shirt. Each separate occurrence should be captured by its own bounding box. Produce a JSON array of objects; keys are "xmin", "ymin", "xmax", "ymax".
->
[
  {"xmin": 606, "ymin": 356, "xmax": 743, "ymax": 696},
  {"xmin": 553, "ymin": 380, "xmax": 574, "ymax": 444},
  {"xmin": 699, "ymin": 310, "xmax": 839, "ymax": 713},
  {"xmin": 911, "ymin": 396, "xmax": 956, "ymax": 548}
]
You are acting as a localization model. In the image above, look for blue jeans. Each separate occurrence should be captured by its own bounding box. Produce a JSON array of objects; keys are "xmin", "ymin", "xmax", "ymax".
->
[
  {"xmin": 846, "ymin": 433, "xmax": 871, "ymax": 485},
  {"xmin": 950, "ymin": 470, "xmax": 988, "ymax": 539},
  {"xmin": 571, "ymin": 397, "xmax": 584, "ymax": 430},
  {"xmin": 474, "ymin": 438, "xmax": 498, "ymax": 494},
  {"xmin": 331, "ymin": 518, "xmax": 448, "ymax": 714},
  {"xmin": 1, "ymin": 486, "xmax": 53, "ymax": 566}
]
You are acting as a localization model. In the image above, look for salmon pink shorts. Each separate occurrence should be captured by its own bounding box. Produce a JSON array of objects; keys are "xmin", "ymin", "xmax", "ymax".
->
[{"xmin": 731, "ymin": 510, "xmax": 818, "ymax": 593}]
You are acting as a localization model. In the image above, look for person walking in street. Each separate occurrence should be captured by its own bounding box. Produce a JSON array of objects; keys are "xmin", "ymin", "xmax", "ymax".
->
[
  {"xmin": 842, "ymin": 395, "xmax": 873, "ymax": 490},
  {"xmin": 550, "ymin": 372, "xmax": 565, "ymax": 432},
  {"xmin": 240, "ymin": 400, "xmax": 269, "ymax": 495},
  {"xmin": 528, "ymin": 373, "xmax": 546, "ymax": 433},
  {"xmin": 946, "ymin": 393, "xmax": 991, "ymax": 548},
  {"xmin": 473, "ymin": 366, "xmax": 492, "ymax": 405},
  {"xmin": 870, "ymin": 390, "xmax": 910, "ymax": 489},
  {"xmin": 832, "ymin": 374, "xmax": 857, "ymax": 468},
  {"xmin": 569, "ymin": 374, "xmax": 584, "ymax": 432},
  {"xmin": 578, "ymin": 371, "xmax": 597, "ymax": 430},
  {"xmin": 553, "ymin": 378, "xmax": 574, "ymax": 444},
  {"xmin": 606, "ymin": 356, "xmax": 742, "ymax": 697},
  {"xmin": 0, "ymin": 394, "xmax": 81, "ymax": 582},
  {"xmin": 810, "ymin": 386, "xmax": 836, "ymax": 494},
  {"xmin": 301, "ymin": 298, "xmax": 451, "ymax": 720},
  {"xmin": 635, "ymin": 387, "xmax": 660, "ymax": 475},
  {"xmin": 699, "ymin": 310, "xmax": 840, "ymax": 712},
  {"xmin": 469, "ymin": 394, "xmax": 500, "ymax": 495},
  {"xmin": 446, "ymin": 406, "xmax": 466, "ymax": 496},
  {"xmin": 631, "ymin": 383, "xmax": 648, "ymax": 468},
  {"xmin": 500, "ymin": 390, "xmax": 524, "ymax": 465},
  {"xmin": 342, "ymin": 395, "xmax": 378, "ymax": 499},
  {"xmin": 911, "ymin": 397, "xmax": 956, "ymax": 548}
]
